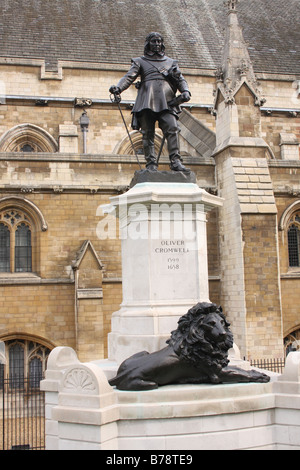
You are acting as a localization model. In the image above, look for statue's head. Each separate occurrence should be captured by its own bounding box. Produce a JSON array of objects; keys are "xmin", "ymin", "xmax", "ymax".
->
[{"xmin": 144, "ymin": 32, "xmax": 165, "ymax": 56}]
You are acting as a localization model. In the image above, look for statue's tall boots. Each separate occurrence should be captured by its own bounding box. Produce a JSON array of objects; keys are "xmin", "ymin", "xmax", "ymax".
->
[
  {"xmin": 142, "ymin": 132, "xmax": 158, "ymax": 171},
  {"xmin": 159, "ymin": 112, "xmax": 190, "ymax": 172},
  {"xmin": 165, "ymin": 129, "xmax": 189, "ymax": 172},
  {"xmin": 145, "ymin": 154, "xmax": 158, "ymax": 171}
]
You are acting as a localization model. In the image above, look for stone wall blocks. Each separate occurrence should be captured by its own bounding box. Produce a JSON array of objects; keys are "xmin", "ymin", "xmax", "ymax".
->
[
  {"xmin": 248, "ymin": 175, "xmax": 260, "ymax": 182},
  {"xmin": 236, "ymin": 175, "xmax": 250, "ymax": 182},
  {"xmin": 57, "ymin": 421, "xmax": 118, "ymax": 445},
  {"xmin": 259, "ymin": 174, "xmax": 273, "ymax": 182},
  {"xmin": 256, "ymin": 167, "xmax": 270, "ymax": 175},
  {"xmin": 256, "ymin": 205, "xmax": 278, "ymax": 214},
  {"xmin": 250, "ymin": 196, "xmax": 263, "ymax": 204},
  {"xmin": 257, "ymin": 160, "xmax": 270, "ymax": 168},
  {"xmin": 240, "ymin": 159, "xmax": 258, "ymax": 167},
  {"xmin": 240, "ymin": 204, "xmax": 258, "ymax": 213}
]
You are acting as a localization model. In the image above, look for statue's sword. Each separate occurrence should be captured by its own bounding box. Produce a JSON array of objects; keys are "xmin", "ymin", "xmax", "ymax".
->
[
  {"xmin": 110, "ymin": 92, "xmax": 142, "ymax": 170},
  {"xmin": 156, "ymin": 135, "xmax": 166, "ymax": 165}
]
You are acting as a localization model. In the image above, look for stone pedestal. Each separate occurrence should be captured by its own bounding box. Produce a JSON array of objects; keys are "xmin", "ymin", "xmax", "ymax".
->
[
  {"xmin": 41, "ymin": 347, "xmax": 300, "ymax": 450},
  {"xmin": 102, "ymin": 179, "xmax": 223, "ymax": 364}
]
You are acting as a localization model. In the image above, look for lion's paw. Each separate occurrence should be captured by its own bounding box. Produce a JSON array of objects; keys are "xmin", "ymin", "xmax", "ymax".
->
[{"xmin": 249, "ymin": 369, "xmax": 270, "ymax": 383}]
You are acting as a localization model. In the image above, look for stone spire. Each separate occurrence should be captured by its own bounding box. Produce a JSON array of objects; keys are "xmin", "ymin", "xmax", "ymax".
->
[{"xmin": 213, "ymin": 0, "xmax": 265, "ymax": 109}]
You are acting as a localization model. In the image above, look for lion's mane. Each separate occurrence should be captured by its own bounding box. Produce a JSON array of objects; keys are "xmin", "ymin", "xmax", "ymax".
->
[{"xmin": 166, "ymin": 302, "xmax": 234, "ymax": 371}]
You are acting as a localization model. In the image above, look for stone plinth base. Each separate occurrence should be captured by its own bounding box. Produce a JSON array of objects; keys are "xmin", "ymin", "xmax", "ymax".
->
[
  {"xmin": 101, "ymin": 182, "xmax": 223, "ymax": 364},
  {"xmin": 41, "ymin": 348, "xmax": 300, "ymax": 450},
  {"xmin": 130, "ymin": 169, "xmax": 197, "ymax": 187}
]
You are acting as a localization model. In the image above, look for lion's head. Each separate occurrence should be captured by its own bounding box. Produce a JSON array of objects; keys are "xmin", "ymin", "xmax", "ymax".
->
[{"xmin": 167, "ymin": 302, "xmax": 234, "ymax": 371}]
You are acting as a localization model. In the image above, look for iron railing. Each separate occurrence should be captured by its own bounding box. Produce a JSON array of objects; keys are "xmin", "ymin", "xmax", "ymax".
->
[
  {"xmin": 1, "ymin": 373, "xmax": 45, "ymax": 450},
  {"xmin": 246, "ymin": 357, "xmax": 285, "ymax": 374}
]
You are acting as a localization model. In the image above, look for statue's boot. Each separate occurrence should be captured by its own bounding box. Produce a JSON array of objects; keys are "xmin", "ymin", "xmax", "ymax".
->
[
  {"xmin": 165, "ymin": 128, "xmax": 190, "ymax": 172},
  {"xmin": 170, "ymin": 155, "xmax": 190, "ymax": 172},
  {"xmin": 144, "ymin": 143, "xmax": 158, "ymax": 171},
  {"xmin": 146, "ymin": 158, "xmax": 158, "ymax": 171}
]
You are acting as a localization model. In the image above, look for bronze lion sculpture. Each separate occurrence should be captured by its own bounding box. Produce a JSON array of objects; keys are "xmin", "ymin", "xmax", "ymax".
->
[{"xmin": 109, "ymin": 302, "xmax": 270, "ymax": 391}]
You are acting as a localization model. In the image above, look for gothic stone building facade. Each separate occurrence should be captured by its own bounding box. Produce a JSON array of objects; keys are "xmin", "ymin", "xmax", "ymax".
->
[{"xmin": 0, "ymin": 0, "xmax": 299, "ymax": 379}]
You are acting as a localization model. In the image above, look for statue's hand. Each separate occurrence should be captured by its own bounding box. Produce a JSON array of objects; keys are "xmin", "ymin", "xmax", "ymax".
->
[
  {"xmin": 181, "ymin": 91, "xmax": 191, "ymax": 103},
  {"xmin": 109, "ymin": 85, "xmax": 121, "ymax": 95}
]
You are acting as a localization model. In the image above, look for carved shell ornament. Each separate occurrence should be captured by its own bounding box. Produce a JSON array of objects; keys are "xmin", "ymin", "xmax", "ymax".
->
[{"xmin": 63, "ymin": 368, "xmax": 97, "ymax": 393}]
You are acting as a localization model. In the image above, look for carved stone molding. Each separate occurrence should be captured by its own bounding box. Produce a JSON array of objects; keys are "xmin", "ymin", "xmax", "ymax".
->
[
  {"xmin": 0, "ymin": 123, "xmax": 58, "ymax": 153},
  {"xmin": 74, "ymin": 98, "xmax": 93, "ymax": 108},
  {"xmin": 279, "ymin": 199, "xmax": 300, "ymax": 231},
  {"xmin": 77, "ymin": 288, "xmax": 103, "ymax": 300},
  {"xmin": 20, "ymin": 187, "xmax": 35, "ymax": 193},
  {"xmin": 0, "ymin": 195, "xmax": 48, "ymax": 231},
  {"xmin": 53, "ymin": 186, "xmax": 64, "ymax": 193},
  {"xmin": 63, "ymin": 366, "xmax": 97, "ymax": 394}
]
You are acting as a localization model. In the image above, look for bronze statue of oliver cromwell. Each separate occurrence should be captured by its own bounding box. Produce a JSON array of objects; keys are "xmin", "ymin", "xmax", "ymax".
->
[{"xmin": 109, "ymin": 32, "xmax": 191, "ymax": 172}]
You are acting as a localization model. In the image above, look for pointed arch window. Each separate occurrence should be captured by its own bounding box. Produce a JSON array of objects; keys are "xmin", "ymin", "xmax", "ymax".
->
[
  {"xmin": 0, "ymin": 211, "xmax": 32, "ymax": 273},
  {"xmin": 0, "ymin": 198, "xmax": 48, "ymax": 277},
  {"xmin": 288, "ymin": 212, "xmax": 300, "ymax": 267},
  {"xmin": 0, "ymin": 123, "xmax": 58, "ymax": 153},
  {"xmin": 285, "ymin": 330, "xmax": 300, "ymax": 356},
  {"xmin": 3, "ymin": 339, "xmax": 51, "ymax": 389}
]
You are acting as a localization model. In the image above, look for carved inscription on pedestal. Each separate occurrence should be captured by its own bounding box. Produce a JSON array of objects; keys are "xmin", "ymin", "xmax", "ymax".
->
[{"xmin": 153, "ymin": 239, "xmax": 191, "ymax": 271}]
